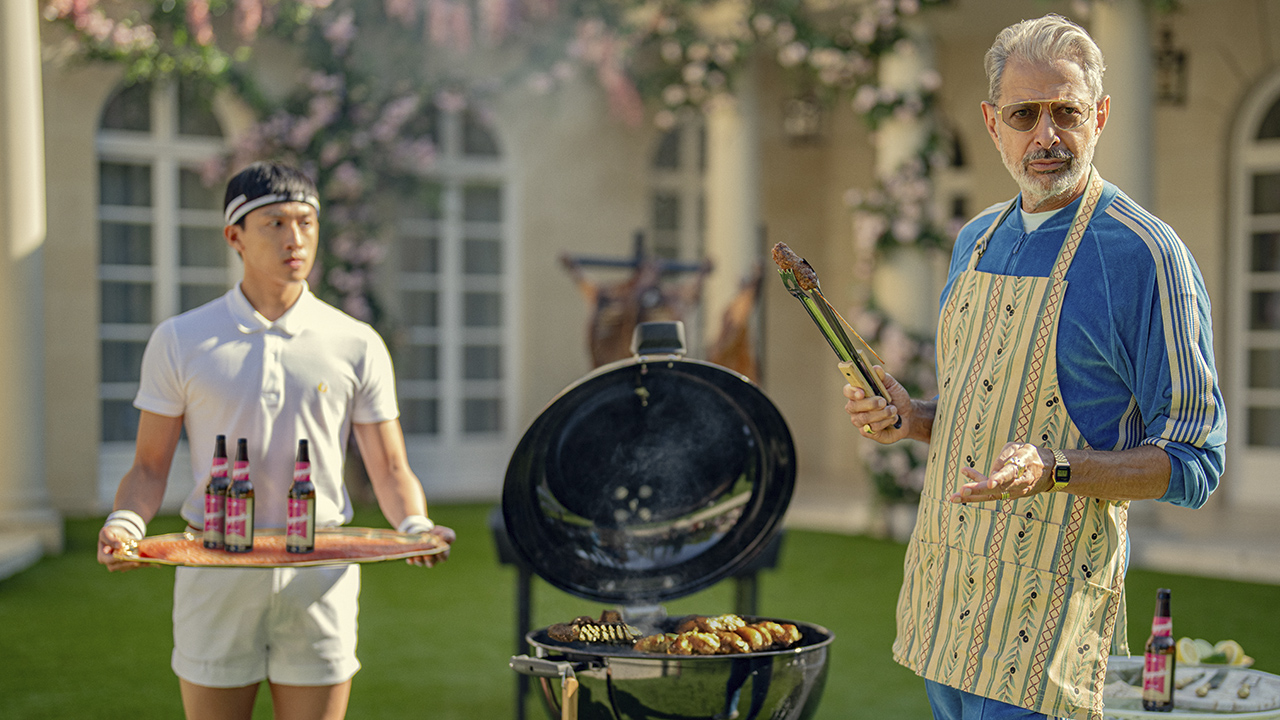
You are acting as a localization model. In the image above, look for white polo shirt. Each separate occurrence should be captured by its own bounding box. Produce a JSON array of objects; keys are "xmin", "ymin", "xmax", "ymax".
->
[{"xmin": 135, "ymin": 283, "xmax": 399, "ymax": 529}]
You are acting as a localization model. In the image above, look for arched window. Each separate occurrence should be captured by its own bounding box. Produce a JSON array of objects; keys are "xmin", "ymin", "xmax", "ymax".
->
[
  {"xmin": 1228, "ymin": 71, "xmax": 1280, "ymax": 506},
  {"xmin": 96, "ymin": 79, "xmax": 229, "ymax": 460},
  {"xmin": 391, "ymin": 104, "xmax": 513, "ymax": 497}
]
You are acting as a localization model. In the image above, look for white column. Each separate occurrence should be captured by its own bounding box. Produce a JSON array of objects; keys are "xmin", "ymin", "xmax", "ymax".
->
[
  {"xmin": 1091, "ymin": 0, "xmax": 1155, "ymax": 209},
  {"xmin": 868, "ymin": 24, "xmax": 939, "ymax": 337},
  {"xmin": 702, "ymin": 67, "xmax": 761, "ymax": 348},
  {"xmin": 0, "ymin": 1, "xmax": 61, "ymax": 563}
]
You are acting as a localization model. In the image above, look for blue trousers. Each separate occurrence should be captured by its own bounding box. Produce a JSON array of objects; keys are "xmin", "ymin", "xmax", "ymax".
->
[{"xmin": 925, "ymin": 680, "xmax": 1058, "ymax": 720}]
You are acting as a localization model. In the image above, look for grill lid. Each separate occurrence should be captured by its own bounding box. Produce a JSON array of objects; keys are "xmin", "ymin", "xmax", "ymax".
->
[{"xmin": 502, "ymin": 324, "xmax": 796, "ymax": 605}]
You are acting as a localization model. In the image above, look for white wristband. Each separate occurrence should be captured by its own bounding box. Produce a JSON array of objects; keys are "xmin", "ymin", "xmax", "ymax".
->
[
  {"xmin": 397, "ymin": 514, "xmax": 435, "ymax": 534},
  {"xmin": 105, "ymin": 510, "xmax": 147, "ymax": 540}
]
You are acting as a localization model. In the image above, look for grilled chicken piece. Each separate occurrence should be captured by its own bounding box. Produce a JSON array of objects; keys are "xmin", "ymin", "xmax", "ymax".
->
[{"xmin": 547, "ymin": 614, "xmax": 643, "ymax": 645}]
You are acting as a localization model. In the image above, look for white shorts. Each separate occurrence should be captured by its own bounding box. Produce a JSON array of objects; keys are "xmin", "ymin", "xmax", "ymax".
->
[{"xmin": 171, "ymin": 564, "xmax": 361, "ymax": 687}]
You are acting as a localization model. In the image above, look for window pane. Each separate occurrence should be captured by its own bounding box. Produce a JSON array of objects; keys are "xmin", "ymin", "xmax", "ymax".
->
[
  {"xmin": 101, "ymin": 282, "xmax": 152, "ymax": 324},
  {"xmin": 463, "ymin": 345, "xmax": 501, "ymax": 380},
  {"xmin": 101, "ymin": 341, "xmax": 147, "ymax": 383},
  {"xmin": 462, "ymin": 111, "xmax": 500, "ymax": 157},
  {"xmin": 102, "ymin": 400, "xmax": 141, "ymax": 442},
  {"xmin": 653, "ymin": 128, "xmax": 680, "ymax": 169},
  {"xmin": 180, "ymin": 226, "xmax": 228, "ymax": 267},
  {"xmin": 654, "ymin": 193, "xmax": 680, "ymax": 231},
  {"xmin": 401, "ymin": 398, "xmax": 439, "ymax": 435},
  {"xmin": 100, "ymin": 221, "xmax": 152, "ymax": 265},
  {"xmin": 464, "ymin": 238, "xmax": 501, "ymax": 275},
  {"xmin": 463, "ymin": 186, "xmax": 502, "ymax": 223},
  {"xmin": 1247, "ymin": 407, "xmax": 1280, "ymax": 447},
  {"xmin": 400, "ymin": 344, "xmax": 439, "ymax": 380},
  {"xmin": 1250, "ymin": 291, "xmax": 1280, "ymax": 330},
  {"xmin": 178, "ymin": 79, "xmax": 222, "ymax": 137},
  {"xmin": 181, "ymin": 284, "xmax": 225, "ymax": 312},
  {"xmin": 100, "ymin": 162, "xmax": 152, "ymax": 206},
  {"xmin": 1253, "ymin": 173, "xmax": 1280, "ymax": 215},
  {"xmin": 1253, "ymin": 232, "xmax": 1280, "ymax": 272},
  {"xmin": 463, "ymin": 292, "xmax": 501, "ymax": 327},
  {"xmin": 463, "ymin": 398, "xmax": 501, "ymax": 433},
  {"xmin": 1259, "ymin": 96, "xmax": 1280, "ymax": 140},
  {"xmin": 100, "ymin": 83, "xmax": 151, "ymax": 132},
  {"xmin": 180, "ymin": 168, "xmax": 222, "ymax": 209},
  {"xmin": 401, "ymin": 234, "xmax": 439, "ymax": 273},
  {"xmin": 402, "ymin": 291, "xmax": 439, "ymax": 327},
  {"xmin": 1249, "ymin": 349, "xmax": 1280, "ymax": 389},
  {"xmin": 402, "ymin": 183, "xmax": 444, "ymax": 221}
]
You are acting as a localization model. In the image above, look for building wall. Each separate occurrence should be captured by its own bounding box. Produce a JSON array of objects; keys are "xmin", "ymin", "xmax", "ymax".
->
[{"xmin": 34, "ymin": 1, "xmax": 1280, "ymax": 520}]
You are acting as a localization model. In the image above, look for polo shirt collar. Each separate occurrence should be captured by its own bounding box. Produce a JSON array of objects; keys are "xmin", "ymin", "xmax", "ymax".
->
[{"xmin": 228, "ymin": 282, "xmax": 317, "ymax": 337}]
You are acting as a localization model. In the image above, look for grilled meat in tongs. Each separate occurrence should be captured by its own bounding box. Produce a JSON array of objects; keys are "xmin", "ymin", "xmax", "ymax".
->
[{"xmin": 771, "ymin": 242, "xmax": 901, "ymax": 429}]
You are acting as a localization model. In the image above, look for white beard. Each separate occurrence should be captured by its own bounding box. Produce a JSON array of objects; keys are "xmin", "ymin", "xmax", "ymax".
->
[{"xmin": 998, "ymin": 133, "xmax": 1098, "ymax": 211}]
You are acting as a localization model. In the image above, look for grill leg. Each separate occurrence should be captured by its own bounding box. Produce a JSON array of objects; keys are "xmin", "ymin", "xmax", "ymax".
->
[{"xmin": 516, "ymin": 564, "xmax": 532, "ymax": 720}]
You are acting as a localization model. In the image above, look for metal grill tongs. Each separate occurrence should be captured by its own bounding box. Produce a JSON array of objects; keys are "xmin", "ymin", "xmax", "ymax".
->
[{"xmin": 772, "ymin": 243, "xmax": 902, "ymax": 429}]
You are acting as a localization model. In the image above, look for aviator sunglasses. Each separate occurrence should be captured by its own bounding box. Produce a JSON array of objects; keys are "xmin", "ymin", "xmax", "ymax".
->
[{"xmin": 995, "ymin": 99, "xmax": 1095, "ymax": 132}]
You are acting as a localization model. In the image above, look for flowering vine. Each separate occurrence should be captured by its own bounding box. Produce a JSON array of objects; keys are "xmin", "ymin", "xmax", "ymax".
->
[{"xmin": 45, "ymin": 0, "xmax": 960, "ymax": 509}]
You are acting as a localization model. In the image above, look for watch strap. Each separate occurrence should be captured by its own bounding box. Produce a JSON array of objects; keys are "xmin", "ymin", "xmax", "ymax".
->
[{"xmin": 1050, "ymin": 448, "xmax": 1070, "ymax": 492}]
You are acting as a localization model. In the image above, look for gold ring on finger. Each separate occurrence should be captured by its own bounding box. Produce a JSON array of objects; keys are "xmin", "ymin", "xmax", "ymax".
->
[
  {"xmin": 1000, "ymin": 491, "xmax": 1010, "ymax": 501},
  {"xmin": 862, "ymin": 424, "xmax": 876, "ymax": 436}
]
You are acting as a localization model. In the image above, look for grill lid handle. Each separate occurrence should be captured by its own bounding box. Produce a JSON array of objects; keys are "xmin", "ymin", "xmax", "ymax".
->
[{"xmin": 630, "ymin": 321, "xmax": 686, "ymax": 357}]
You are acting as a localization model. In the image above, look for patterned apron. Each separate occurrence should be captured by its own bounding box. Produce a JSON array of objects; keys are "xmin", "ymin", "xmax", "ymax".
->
[{"xmin": 893, "ymin": 168, "xmax": 1129, "ymax": 720}]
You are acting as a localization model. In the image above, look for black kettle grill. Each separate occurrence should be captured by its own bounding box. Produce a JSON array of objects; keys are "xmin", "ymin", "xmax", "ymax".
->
[{"xmin": 502, "ymin": 322, "xmax": 834, "ymax": 720}]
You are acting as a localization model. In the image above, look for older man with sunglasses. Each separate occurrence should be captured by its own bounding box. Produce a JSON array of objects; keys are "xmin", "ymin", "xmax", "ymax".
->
[{"xmin": 843, "ymin": 14, "xmax": 1226, "ymax": 720}]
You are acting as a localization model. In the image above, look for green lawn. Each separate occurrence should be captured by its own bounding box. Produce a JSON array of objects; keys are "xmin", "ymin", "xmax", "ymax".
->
[{"xmin": 1, "ymin": 503, "xmax": 1275, "ymax": 719}]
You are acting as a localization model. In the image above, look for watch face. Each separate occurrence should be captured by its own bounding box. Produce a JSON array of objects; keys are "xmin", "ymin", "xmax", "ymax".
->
[{"xmin": 1055, "ymin": 466, "xmax": 1070, "ymax": 482}]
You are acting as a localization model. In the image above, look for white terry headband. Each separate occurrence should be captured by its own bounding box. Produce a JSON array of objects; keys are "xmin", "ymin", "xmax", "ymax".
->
[{"xmin": 224, "ymin": 192, "xmax": 321, "ymax": 226}]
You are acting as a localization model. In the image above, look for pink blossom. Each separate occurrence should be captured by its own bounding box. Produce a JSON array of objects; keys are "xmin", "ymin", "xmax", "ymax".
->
[
  {"xmin": 186, "ymin": 0, "xmax": 215, "ymax": 46},
  {"xmin": 852, "ymin": 85, "xmax": 878, "ymax": 113},
  {"xmin": 478, "ymin": 0, "xmax": 513, "ymax": 43},
  {"xmin": 385, "ymin": 0, "xmax": 418, "ymax": 25},
  {"xmin": 393, "ymin": 138, "xmax": 437, "ymax": 171},
  {"xmin": 523, "ymin": 0, "xmax": 557, "ymax": 21},
  {"xmin": 371, "ymin": 95, "xmax": 421, "ymax": 143},
  {"xmin": 342, "ymin": 293, "xmax": 373, "ymax": 321},
  {"xmin": 777, "ymin": 42, "xmax": 808, "ymax": 68},
  {"xmin": 328, "ymin": 162, "xmax": 365, "ymax": 199},
  {"xmin": 323, "ymin": 10, "xmax": 357, "ymax": 56},
  {"xmin": 751, "ymin": 14, "xmax": 775, "ymax": 36},
  {"xmin": 235, "ymin": 0, "xmax": 263, "ymax": 41},
  {"xmin": 660, "ymin": 41, "xmax": 683, "ymax": 64},
  {"xmin": 320, "ymin": 140, "xmax": 346, "ymax": 168},
  {"xmin": 428, "ymin": 0, "xmax": 472, "ymax": 53}
]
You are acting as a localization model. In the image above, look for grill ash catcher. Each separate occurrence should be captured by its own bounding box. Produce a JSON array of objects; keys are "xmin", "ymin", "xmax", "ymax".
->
[{"xmin": 501, "ymin": 321, "xmax": 833, "ymax": 720}]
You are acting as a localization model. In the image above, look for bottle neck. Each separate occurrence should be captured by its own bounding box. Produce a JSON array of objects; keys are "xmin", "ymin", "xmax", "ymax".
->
[{"xmin": 1151, "ymin": 615, "xmax": 1172, "ymax": 637}]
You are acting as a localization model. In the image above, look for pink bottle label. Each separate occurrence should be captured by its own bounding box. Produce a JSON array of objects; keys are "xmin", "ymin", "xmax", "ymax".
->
[
  {"xmin": 225, "ymin": 497, "xmax": 253, "ymax": 546},
  {"xmin": 286, "ymin": 498, "xmax": 314, "ymax": 546},
  {"xmin": 203, "ymin": 492, "xmax": 225, "ymax": 541},
  {"xmin": 293, "ymin": 461, "xmax": 309, "ymax": 482},
  {"xmin": 1143, "ymin": 654, "xmax": 1171, "ymax": 700}
]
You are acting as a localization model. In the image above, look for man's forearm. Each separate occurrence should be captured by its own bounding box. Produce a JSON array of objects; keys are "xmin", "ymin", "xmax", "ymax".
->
[
  {"xmin": 909, "ymin": 398, "xmax": 937, "ymax": 444},
  {"xmin": 1042, "ymin": 444, "xmax": 1171, "ymax": 502}
]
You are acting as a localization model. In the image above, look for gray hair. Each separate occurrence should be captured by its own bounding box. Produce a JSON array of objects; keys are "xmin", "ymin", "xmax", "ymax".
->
[{"xmin": 984, "ymin": 14, "xmax": 1106, "ymax": 103}]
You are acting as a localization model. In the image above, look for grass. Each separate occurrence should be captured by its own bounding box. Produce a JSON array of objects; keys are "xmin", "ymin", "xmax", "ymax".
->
[{"xmin": 1, "ymin": 503, "xmax": 1277, "ymax": 719}]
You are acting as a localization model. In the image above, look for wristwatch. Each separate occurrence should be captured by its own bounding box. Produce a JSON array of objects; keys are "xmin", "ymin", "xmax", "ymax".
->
[{"xmin": 1050, "ymin": 448, "xmax": 1071, "ymax": 492}]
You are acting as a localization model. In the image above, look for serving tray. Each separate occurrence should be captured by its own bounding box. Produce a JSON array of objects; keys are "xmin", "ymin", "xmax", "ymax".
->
[{"xmin": 116, "ymin": 527, "xmax": 446, "ymax": 568}]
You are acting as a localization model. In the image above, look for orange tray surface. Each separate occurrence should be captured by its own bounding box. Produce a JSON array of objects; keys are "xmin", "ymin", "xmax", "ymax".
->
[{"xmin": 118, "ymin": 527, "xmax": 446, "ymax": 568}]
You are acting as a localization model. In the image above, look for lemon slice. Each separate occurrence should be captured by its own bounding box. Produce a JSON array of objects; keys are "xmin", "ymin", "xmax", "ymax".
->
[
  {"xmin": 1215, "ymin": 640, "xmax": 1246, "ymax": 665},
  {"xmin": 1194, "ymin": 638, "xmax": 1215, "ymax": 659},
  {"xmin": 1176, "ymin": 637, "xmax": 1200, "ymax": 665}
]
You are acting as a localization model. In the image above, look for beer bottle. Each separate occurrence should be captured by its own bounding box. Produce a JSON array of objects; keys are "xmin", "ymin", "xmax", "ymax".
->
[
  {"xmin": 1142, "ymin": 588, "xmax": 1175, "ymax": 712},
  {"xmin": 202, "ymin": 435, "xmax": 230, "ymax": 549},
  {"xmin": 286, "ymin": 439, "xmax": 316, "ymax": 554},
  {"xmin": 224, "ymin": 438, "xmax": 255, "ymax": 553}
]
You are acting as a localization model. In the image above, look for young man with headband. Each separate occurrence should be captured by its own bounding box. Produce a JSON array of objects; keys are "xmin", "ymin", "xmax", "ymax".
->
[{"xmin": 98, "ymin": 161, "xmax": 455, "ymax": 720}]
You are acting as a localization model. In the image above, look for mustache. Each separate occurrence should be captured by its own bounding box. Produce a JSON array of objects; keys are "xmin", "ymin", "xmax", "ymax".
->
[{"xmin": 1024, "ymin": 147, "xmax": 1074, "ymax": 162}]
